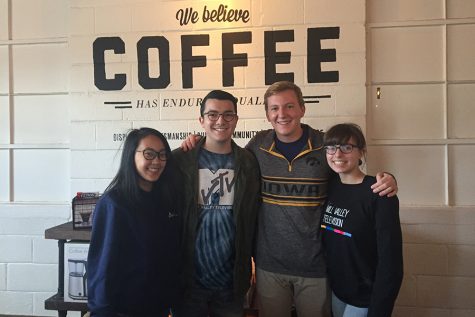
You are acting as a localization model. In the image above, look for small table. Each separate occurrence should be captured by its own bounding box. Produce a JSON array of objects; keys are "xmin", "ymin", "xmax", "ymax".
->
[{"xmin": 44, "ymin": 222, "xmax": 91, "ymax": 317}]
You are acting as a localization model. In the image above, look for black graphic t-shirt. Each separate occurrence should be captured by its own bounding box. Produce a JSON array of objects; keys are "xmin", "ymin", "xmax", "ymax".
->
[
  {"xmin": 195, "ymin": 148, "xmax": 236, "ymax": 290},
  {"xmin": 322, "ymin": 175, "xmax": 403, "ymax": 317}
]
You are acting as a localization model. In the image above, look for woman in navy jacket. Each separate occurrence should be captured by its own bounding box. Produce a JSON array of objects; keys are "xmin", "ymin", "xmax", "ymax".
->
[{"xmin": 87, "ymin": 128, "xmax": 182, "ymax": 317}]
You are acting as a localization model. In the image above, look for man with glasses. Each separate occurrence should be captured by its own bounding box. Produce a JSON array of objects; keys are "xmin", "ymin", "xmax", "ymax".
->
[{"xmin": 173, "ymin": 90, "xmax": 261, "ymax": 317}]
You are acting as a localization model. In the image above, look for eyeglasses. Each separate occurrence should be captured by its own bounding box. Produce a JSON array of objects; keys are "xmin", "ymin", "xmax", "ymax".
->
[
  {"xmin": 324, "ymin": 144, "xmax": 359, "ymax": 155},
  {"xmin": 136, "ymin": 148, "xmax": 168, "ymax": 161},
  {"xmin": 203, "ymin": 111, "xmax": 237, "ymax": 122}
]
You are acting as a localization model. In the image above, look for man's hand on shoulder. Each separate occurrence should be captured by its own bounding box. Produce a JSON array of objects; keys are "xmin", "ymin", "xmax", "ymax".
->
[
  {"xmin": 180, "ymin": 134, "xmax": 202, "ymax": 151},
  {"xmin": 372, "ymin": 172, "xmax": 398, "ymax": 197}
]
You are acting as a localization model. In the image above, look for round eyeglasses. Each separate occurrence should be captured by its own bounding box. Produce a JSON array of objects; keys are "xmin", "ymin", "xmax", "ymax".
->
[
  {"xmin": 136, "ymin": 148, "xmax": 168, "ymax": 161},
  {"xmin": 203, "ymin": 111, "xmax": 237, "ymax": 122},
  {"xmin": 324, "ymin": 144, "xmax": 359, "ymax": 155}
]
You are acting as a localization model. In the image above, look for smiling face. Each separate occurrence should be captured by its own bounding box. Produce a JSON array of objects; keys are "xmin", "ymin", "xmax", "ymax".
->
[
  {"xmin": 326, "ymin": 137, "xmax": 364, "ymax": 181},
  {"xmin": 265, "ymin": 89, "xmax": 306, "ymax": 142},
  {"xmin": 134, "ymin": 134, "xmax": 167, "ymax": 191},
  {"xmin": 199, "ymin": 98, "xmax": 238, "ymax": 153}
]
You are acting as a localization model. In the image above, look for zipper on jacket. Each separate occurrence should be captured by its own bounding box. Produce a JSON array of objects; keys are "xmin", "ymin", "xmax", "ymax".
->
[{"xmin": 260, "ymin": 139, "xmax": 322, "ymax": 172}]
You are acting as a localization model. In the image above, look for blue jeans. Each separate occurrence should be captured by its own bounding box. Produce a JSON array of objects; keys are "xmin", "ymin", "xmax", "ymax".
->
[
  {"xmin": 331, "ymin": 292, "xmax": 368, "ymax": 317},
  {"xmin": 174, "ymin": 286, "xmax": 244, "ymax": 317}
]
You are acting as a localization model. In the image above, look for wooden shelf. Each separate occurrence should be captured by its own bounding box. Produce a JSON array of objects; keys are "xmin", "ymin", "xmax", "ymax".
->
[
  {"xmin": 45, "ymin": 222, "xmax": 91, "ymax": 317},
  {"xmin": 45, "ymin": 222, "xmax": 91, "ymax": 241},
  {"xmin": 45, "ymin": 293, "xmax": 88, "ymax": 312}
]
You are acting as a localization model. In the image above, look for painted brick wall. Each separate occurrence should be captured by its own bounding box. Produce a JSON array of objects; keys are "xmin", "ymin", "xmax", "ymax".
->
[
  {"xmin": 1, "ymin": 0, "xmax": 72, "ymax": 315},
  {"xmin": 0, "ymin": 0, "xmax": 474, "ymax": 316},
  {"xmin": 394, "ymin": 207, "xmax": 475, "ymax": 317},
  {"xmin": 68, "ymin": 0, "xmax": 366, "ymax": 193}
]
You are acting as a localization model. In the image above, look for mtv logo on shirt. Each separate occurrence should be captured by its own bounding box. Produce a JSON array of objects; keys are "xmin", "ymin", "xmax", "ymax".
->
[{"xmin": 198, "ymin": 168, "xmax": 236, "ymax": 206}]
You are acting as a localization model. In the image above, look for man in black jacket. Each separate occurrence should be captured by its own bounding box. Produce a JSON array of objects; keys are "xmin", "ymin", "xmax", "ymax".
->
[{"xmin": 173, "ymin": 90, "xmax": 261, "ymax": 317}]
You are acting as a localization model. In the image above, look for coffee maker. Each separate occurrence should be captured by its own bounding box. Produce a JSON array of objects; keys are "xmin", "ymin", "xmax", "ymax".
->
[{"xmin": 68, "ymin": 259, "xmax": 87, "ymax": 300}]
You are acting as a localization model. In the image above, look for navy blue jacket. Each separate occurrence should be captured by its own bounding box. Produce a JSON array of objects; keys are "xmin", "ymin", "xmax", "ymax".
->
[{"xmin": 87, "ymin": 186, "xmax": 182, "ymax": 317}]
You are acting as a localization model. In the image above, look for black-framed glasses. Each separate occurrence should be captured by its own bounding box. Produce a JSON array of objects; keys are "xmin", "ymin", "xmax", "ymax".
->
[
  {"xmin": 203, "ymin": 111, "xmax": 237, "ymax": 122},
  {"xmin": 136, "ymin": 148, "xmax": 168, "ymax": 161},
  {"xmin": 324, "ymin": 144, "xmax": 359, "ymax": 155}
]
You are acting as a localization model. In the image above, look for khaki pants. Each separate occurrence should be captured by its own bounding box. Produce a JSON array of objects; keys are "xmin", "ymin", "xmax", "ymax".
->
[{"xmin": 256, "ymin": 268, "xmax": 331, "ymax": 317}]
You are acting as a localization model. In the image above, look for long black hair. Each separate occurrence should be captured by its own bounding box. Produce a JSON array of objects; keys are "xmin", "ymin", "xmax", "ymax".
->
[{"xmin": 105, "ymin": 127, "xmax": 174, "ymax": 207}]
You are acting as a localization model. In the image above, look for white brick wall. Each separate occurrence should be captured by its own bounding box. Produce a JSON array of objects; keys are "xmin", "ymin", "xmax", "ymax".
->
[
  {"xmin": 0, "ymin": 1, "xmax": 474, "ymax": 316},
  {"xmin": 0, "ymin": 291, "xmax": 33, "ymax": 315},
  {"xmin": 417, "ymin": 276, "xmax": 475, "ymax": 310},
  {"xmin": 70, "ymin": 93, "xmax": 123, "ymax": 121},
  {"xmin": 395, "ymin": 207, "xmax": 475, "ymax": 314},
  {"xmin": 0, "ymin": 264, "xmax": 6, "ymax": 290},
  {"xmin": 448, "ymin": 0, "xmax": 475, "ymax": 18},
  {"xmin": 69, "ymin": 65, "xmax": 97, "ymax": 92},
  {"xmin": 368, "ymin": 0, "xmax": 444, "ymax": 23},
  {"xmin": 0, "ymin": 0, "xmax": 7, "ymax": 41},
  {"xmin": 367, "ymin": 145, "xmax": 446, "ymax": 205},
  {"xmin": 71, "ymin": 150, "xmax": 120, "ymax": 179},
  {"xmin": 0, "ymin": 46, "xmax": 8, "ymax": 93},
  {"xmin": 33, "ymin": 292, "xmax": 58, "ymax": 317},
  {"xmin": 95, "ymin": 6, "xmax": 132, "ymax": 34},
  {"xmin": 0, "ymin": 236, "xmax": 32, "ymax": 262},
  {"xmin": 446, "ymin": 25, "xmax": 475, "ymax": 82},
  {"xmin": 0, "ymin": 97, "xmax": 9, "ymax": 144},
  {"xmin": 0, "ymin": 150, "xmax": 9, "ymax": 201},
  {"xmin": 0, "ymin": 204, "xmax": 70, "ymax": 236},
  {"xmin": 371, "ymin": 26, "xmax": 445, "ymax": 83},
  {"xmin": 304, "ymin": 116, "xmax": 366, "ymax": 135},
  {"xmin": 13, "ymin": 149, "xmax": 70, "ymax": 202},
  {"xmin": 11, "ymin": 0, "xmax": 68, "ymax": 39},
  {"xmin": 12, "ymin": 44, "xmax": 69, "ymax": 93},
  {"xmin": 448, "ymin": 245, "xmax": 475, "ymax": 277},
  {"xmin": 370, "ymin": 84, "xmax": 445, "ymax": 140},
  {"xmin": 70, "ymin": 7, "xmax": 94, "ymax": 36},
  {"xmin": 2, "ymin": 0, "xmax": 74, "ymax": 314},
  {"xmin": 305, "ymin": 0, "xmax": 365, "ymax": 23},
  {"xmin": 448, "ymin": 84, "xmax": 475, "ymax": 139},
  {"xmin": 260, "ymin": 0, "xmax": 304, "ymax": 26},
  {"xmin": 71, "ymin": 122, "xmax": 96, "ymax": 150},
  {"xmin": 14, "ymin": 95, "xmax": 70, "ymax": 144},
  {"xmin": 0, "ymin": 216, "xmax": 68, "ymax": 236},
  {"xmin": 449, "ymin": 145, "xmax": 475, "ymax": 205},
  {"xmin": 32, "ymin": 238, "xmax": 59, "ymax": 264},
  {"xmin": 7, "ymin": 264, "xmax": 57, "ymax": 292},
  {"xmin": 132, "ymin": 3, "xmax": 165, "ymax": 32},
  {"xmin": 96, "ymin": 121, "xmax": 133, "ymax": 149},
  {"xmin": 70, "ymin": 178, "xmax": 111, "ymax": 197}
]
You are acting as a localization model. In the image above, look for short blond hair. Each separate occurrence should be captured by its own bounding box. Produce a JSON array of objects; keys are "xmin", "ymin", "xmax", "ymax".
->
[{"xmin": 264, "ymin": 81, "xmax": 305, "ymax": 110}]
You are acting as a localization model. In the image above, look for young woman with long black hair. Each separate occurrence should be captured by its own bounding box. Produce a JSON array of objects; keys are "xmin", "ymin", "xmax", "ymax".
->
[{"xmin": 88, "ymin": 128, "xmax": 182, "ymax": 317}]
